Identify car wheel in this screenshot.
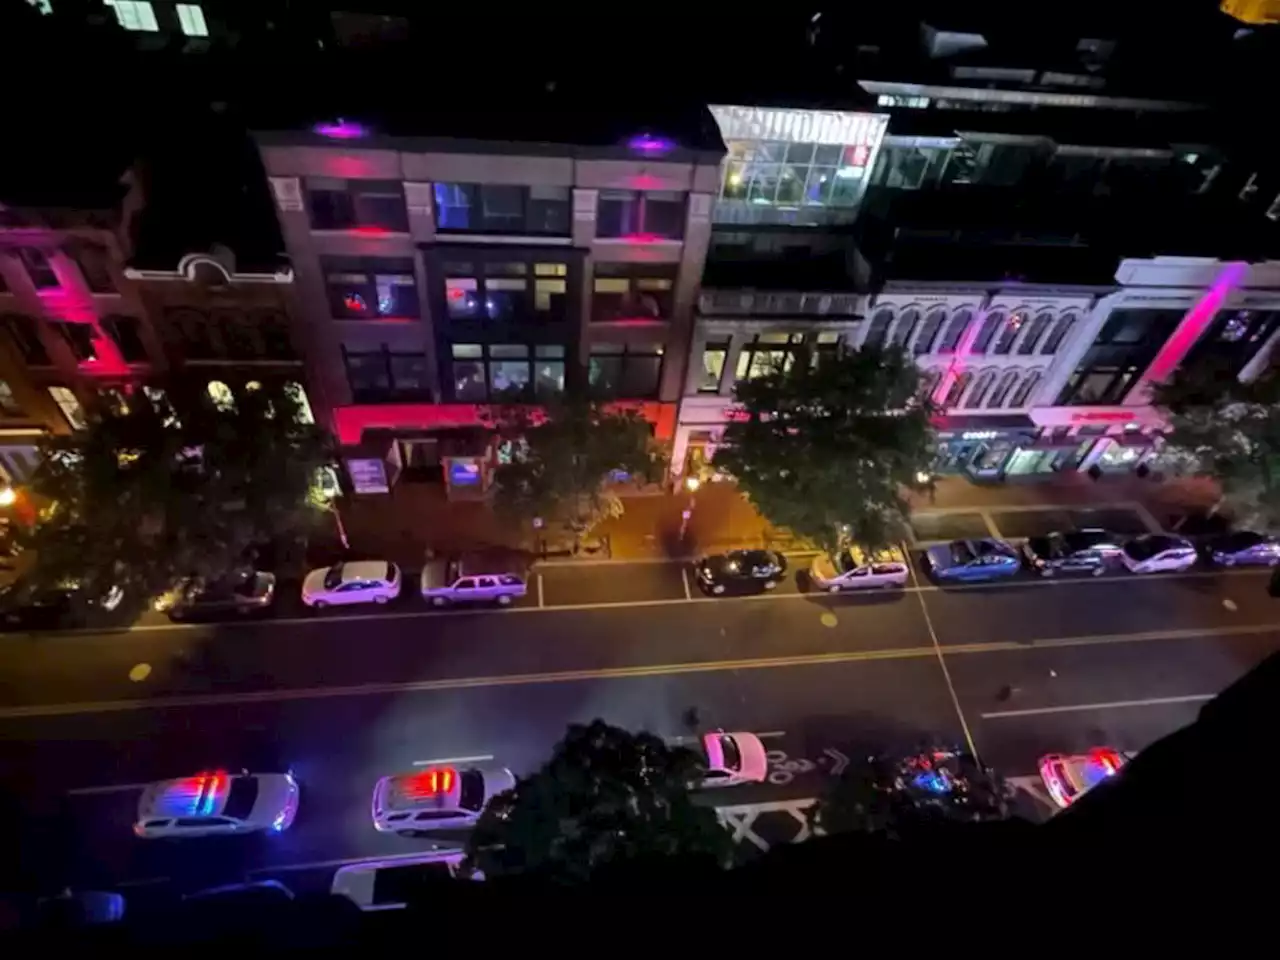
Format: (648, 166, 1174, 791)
(374, 595, 389, 605)
(827, 584, 842, 594)
(1221, 556, 1235, 567)
(497, 594, 513, 606)
(711, 584, 725, 595)
(763, 580, 778, 590)
(431, 596, 448, 607)
(1091, 565, 1105, 577)
(312, 600, 327, 610)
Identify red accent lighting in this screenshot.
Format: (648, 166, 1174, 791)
(403, 767, 456, 799)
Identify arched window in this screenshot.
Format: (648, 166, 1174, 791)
(937, 309, 972, 354)
(207, 380, 235, 412)
(992, 311, 1026, 355)
(970, 311, 1004, 354)
(942, 371, 972, 408)
(987, 369, 1020, 408)
(913, 308, 947, 355)
(889, 308, 920, 349)
(863, 309, 893, 349)
(284, 381, 315, 424)
(1017, 312, 1054, 354)
(1008, 370, 1043, 408)
(963, 370, 997, 408)
(1042, 314, 1078, 354)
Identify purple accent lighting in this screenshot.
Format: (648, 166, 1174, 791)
(314, 119, 369, 140)
(628, 133, 675, 156)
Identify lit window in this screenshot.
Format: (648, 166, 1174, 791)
(106, 1, 159, 32)
(206, 381, 235, 412)
(175, 3, 208, 37)
(27, 0, 53, 14)
(0, 380, 22, 417)
(283, 382, 315, 424)
(48, 386, 86, 430)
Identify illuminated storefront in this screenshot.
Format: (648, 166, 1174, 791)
(707, 105, 889, 226)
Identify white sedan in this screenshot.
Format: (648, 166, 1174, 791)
(301, 560, 401, 608)
(1119, 534, 1197, 574)
(134, 770, 299, 839)
(698, 731, 769, 788)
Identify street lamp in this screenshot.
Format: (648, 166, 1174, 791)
(0, 488, 16, 507)
(678, 475, 701, 542)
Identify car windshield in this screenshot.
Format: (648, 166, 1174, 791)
(950, 542, 977, 565)
(718, 735, 743, 772)
(458, 769, 486, 811)
(222, 777, 260, 820)
(322, 564, 344, 590)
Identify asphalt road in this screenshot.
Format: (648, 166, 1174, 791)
(1, 534, 1277, 900)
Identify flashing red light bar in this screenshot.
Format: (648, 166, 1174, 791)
(401, 767, 456, 800)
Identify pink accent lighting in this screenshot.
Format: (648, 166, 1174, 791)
(627, 133, 675, 156)
(314, 120, 369, 140)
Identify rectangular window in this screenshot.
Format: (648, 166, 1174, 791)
(51, 321, 97, 362)
(442, 260, 569, 323)
(534, 344, 565, 398)
(447, 342, 556, 401)
(256, 311, 297, 360)
(0, 380, 23, 417)
(324, 258, 418, 318)
(451, 343, 487, 401)
(388, 353, 431, 398)
(175, 3, 208, 37)
(18, 248, 58, 289)
(101, 315, 148, 363)
(433, 184, 570, 236)
(588, 343, 663, 398)
(698, 340, 728, 393)
(105, 0, 158, 31)
(592, 264, 677, 322)
(68, 242, 115, 293)
(306, 179, 408, 232)
(735, 333, 804, 382)
(0, 315, 50, 364)
(343, 348, 392, 402)
(48, 386, 86, 429)
(596, 191, 686, 240)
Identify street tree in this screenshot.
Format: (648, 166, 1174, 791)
(811, 747, 1011, 838)
(21, 382, 333, 601)
(466, 719, 733, 884)
(491, 397, 665, 548)
(714, 344, 935, 553)
(1151, 358, 1280, 529)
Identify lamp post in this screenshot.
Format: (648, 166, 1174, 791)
(677, 475, 700, 543)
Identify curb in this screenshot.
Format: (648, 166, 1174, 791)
(534, 549, 824, 569)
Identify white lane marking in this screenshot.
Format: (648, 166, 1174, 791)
(1223, 598, 1238, 611)
(756, 730, 786, 739)
(412, 754, 494, 767)
(7, 566, 1268, 637)
(537, 574, 545, 609)
(904, 540, 980, 762)
(681, 567, 692, 601)
(250, 848, 465, 875)
(980, 693, 1215, 719)
(67, 782, 149, 796)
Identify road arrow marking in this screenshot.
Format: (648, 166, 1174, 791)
(822, 747, 849, 776)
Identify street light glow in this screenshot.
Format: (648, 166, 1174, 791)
(685, 477, 701, 492)
(0, 488, 16, 507)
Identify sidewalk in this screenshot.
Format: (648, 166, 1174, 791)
(326, 474, 1222, 566)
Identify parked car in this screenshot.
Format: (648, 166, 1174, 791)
(133, 769, 299, 839)
(371, 764, 516, 834)
(1021, 529, 1124, 577)
(1038, 747, 1129, 809)
(420, 554, 528, 607)
(697, 731, 769, 788)
(809, 546, 909, 592)
(331, 851, 478, 911)
(301, 560, 401, 608)
(924, 539, 1020, 583)
(1203, 530, 1280, 567)
(167, 571, 276, 620)
(1120, 534, 1197, 574)
(0, 578, 124, 631)
(693, 549, 787, 595)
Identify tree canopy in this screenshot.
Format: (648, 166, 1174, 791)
(1152, 359, 1280, 529)
(491, 398, 665, 544)
(466, 719, 733, 884)
(20, 381, 333, 600)
(812, 747, 1011, 838)
(713, 345, 935, 553)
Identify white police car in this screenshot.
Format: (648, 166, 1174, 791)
(134, 770, 299, 839)
(371, 764, 516, 835)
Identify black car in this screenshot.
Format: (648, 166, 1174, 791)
(1021, 529, 1124, 577)
(168, 571, 277, 621)
(1204, 530, 1280, 567)
(694, 549, 787, 595)
(0, 579, 124, 631)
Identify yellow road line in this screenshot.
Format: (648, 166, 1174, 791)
(2, 621, 1279, 721)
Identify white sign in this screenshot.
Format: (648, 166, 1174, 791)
(961, 430, 1000, 441)
(709, 105, 888, 148)
(346, 457, 389, 494)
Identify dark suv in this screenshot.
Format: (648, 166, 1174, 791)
(1022, 529, 1124, 577)
(694, 549, 787, 596)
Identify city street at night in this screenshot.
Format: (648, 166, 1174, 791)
(1, 541, 1276, 898)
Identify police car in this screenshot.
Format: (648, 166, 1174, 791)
(133, 770, 300, 839)
(698, 731, 769, 788)
(371, 764, 516, 835)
